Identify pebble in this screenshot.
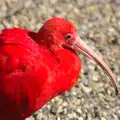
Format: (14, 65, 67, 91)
(101, 117, 106, 120)
(92, 72, 99, 82)
(71, 99, 81, 106)
(78, 117, 84, 120)
(80, 83, 92, 94)
(50, 105, 58, 115)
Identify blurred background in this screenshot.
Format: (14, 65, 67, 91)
(0, 0, 120, 120)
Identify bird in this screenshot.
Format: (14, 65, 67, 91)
(0, 17, 119, 120)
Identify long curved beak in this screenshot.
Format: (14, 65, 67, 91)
(72, 37, 119, 95)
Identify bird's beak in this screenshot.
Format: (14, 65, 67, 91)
(72, 36, 119, 95)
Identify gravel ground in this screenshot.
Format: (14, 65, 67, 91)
(0, 0, 120, 120)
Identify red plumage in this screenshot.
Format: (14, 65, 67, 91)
(0, 17, 118, 120)
(0, 20, 81, 119)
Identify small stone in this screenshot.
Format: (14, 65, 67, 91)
(107, 87, 115, 96)
(62, 101, 68, 107)
(92, 72, 99, 82)
(56, 116, 61, 120)
(98, 93, 106, 99)
(101, 117, 106, 120)
(63, 108, 68, 114)
(72, 112, 77, 118)
(50, 105, 58, 115)
(102, 111, 107, 117)
(78, 117, 84, 120)
(76, 108, 82, 115)
(72, 99, 81, 106)
(80, 83, 92, 94)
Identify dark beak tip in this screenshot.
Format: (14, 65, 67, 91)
(116, 87, 120, 95)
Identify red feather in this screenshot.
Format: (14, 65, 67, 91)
(0, 20, 81, 119)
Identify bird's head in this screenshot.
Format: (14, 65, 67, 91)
(37, 17, 119, 94)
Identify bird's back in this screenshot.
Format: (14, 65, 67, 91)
(0, 28, 81, 120)
(0, 28, 52, 119)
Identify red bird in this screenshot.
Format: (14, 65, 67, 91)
(0, 17, 119, 120)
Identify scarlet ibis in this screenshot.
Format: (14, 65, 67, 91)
(0, 17, 119, 120)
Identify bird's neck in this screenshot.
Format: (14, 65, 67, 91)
(33, 47, 81, 114)
(50, 47, 82, 93)
(34, 47, 81, 112)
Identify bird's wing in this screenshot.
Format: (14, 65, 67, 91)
(0, 28, 49, 117)
(0, 28, 42, 74)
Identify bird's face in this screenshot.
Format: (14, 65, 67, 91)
(38, 17, 119, 94)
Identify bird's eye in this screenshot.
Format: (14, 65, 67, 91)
(65, 34, 72, 40)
